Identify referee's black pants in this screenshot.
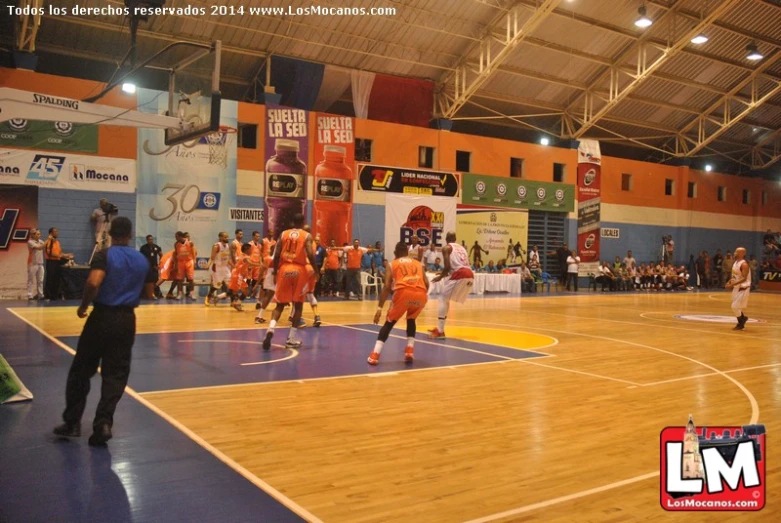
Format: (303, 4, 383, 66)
(63, 305, 135, 430)
(44, 259, 61, 300)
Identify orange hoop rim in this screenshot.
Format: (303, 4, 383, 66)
(218, 125, 238, 134)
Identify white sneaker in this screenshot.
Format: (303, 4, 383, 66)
(285, 339, 302, 348)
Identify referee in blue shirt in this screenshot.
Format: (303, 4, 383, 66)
(53, 217, 148, 446)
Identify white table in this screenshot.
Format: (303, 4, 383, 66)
(426, 273, 521, 295)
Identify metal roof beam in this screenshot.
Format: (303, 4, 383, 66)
(567, 0, 742, 139)
(680, 51, 781, 156)
(16, 0, 43, 53)
(747, 127, 781, 169)
(439, 0, 561, 119)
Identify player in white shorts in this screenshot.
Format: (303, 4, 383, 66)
(205, 232, 231, 306)
(726, 247, 751, 330)
(255, 249, 277, 324)
(429, 232, 474, 339)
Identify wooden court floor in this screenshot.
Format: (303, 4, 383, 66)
(13, 291, 781, 522)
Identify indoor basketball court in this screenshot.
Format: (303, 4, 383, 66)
(1, 1, 780, 522)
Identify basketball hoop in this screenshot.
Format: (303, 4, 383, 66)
(205, 125, 236, 169)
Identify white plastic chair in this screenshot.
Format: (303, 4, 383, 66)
(361, 271, 382, 298)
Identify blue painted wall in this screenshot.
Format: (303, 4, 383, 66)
(352, 203, 385, 245)
(38, 189, 137, 264)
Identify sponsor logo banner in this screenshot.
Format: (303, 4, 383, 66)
(0, 119, 98, 153)
(577, 140, 601, 274)
(358, 164, 460, 197)
(313, 113, 354, 246)
(0, 185, 38, 297)
(0, 148, 135, 193)
(457, 208, 528, 266)
(384, 194, 456, 252)
(460, 173, 573, 213)
(601, 227, 620, 239)
(229, 208, 265, 222)
(661, 415, 765, 512)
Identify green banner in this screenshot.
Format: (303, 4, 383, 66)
(0, 120, 98, 153)
(461, 173, 574, 213)
(0, 354, 22, 403)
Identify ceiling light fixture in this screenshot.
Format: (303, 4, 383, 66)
(635, 5, 653, 28)
(690, 35, 708, 44)
(540, 137, 550, 146)
(121, 82, 136, 94)
(746, 44, 763, 61)
(705, 164, 713, 172)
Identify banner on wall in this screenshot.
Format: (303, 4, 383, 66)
(264, 103, 308, 238)
(461, 173, 574, 213)
(0, 148, 135, 193)
(384, 194, 457, 254)
(0, 119, 98, 153)
(0, 185, 38, 297)
(136, 88, 238, 271)
(457, 208, 528, 267)
(358, 164, 460, 197)
(577, 139, 601, 274)
(313, 113, 354, 245)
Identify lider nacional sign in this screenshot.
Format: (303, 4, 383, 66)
(358, 164, 460, 197)
(461, 173, 574, 213)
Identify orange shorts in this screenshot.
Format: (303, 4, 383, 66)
(228, 274, 248, 293)
(275, 263, 308, 303)
(251, 266, 261, 281)
(387, 288, 428, 322)
(159, 253, 176, 280)
(303, 265, 316, 295)
(175, 260, 194, 281)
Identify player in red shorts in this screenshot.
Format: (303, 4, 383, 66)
(262, 214, 318, 350)
(368, 241, 430, 365)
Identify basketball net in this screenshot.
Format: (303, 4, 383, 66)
(206, 126, 236, 169)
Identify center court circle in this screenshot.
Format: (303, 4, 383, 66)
(673, 314, 766, 324)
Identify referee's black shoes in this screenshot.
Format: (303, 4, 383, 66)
(53, 423, 81, 438)
(88, 424, 113, 447)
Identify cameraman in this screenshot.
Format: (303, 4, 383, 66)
(91, 198, 119, 248)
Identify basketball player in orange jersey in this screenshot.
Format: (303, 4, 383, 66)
(230, 229, 244, 265)
(157, 249, 177, 293)
(429, 232, 475, 339)
(247, 230, 263, 300)
(368, 241, 430, 365)
(726, 247, 751, 330)
(296, 224, 322, 327)
(228, 243, 262, 311)
(262, 229, 277, 257)
(262, 214, 318, 350)
(172, 232, 196, 299)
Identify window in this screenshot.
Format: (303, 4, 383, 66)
(718, 186, 727, 202)
(237, 123, 258, 149)
(743, 189, 751, 205)
(621, 173, 632, 191)
(665, 179, 675, 196)
(510, 157, 525, 178)
(762, 190, 768, 206)
(553, 163, 566, 183)
(418, 146, 435, 168)
(456, 150, 471, 172)
(687, 181, 697, 198)
(355, 138, 373, 162)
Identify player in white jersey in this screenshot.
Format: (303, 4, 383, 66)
(429, 232, 475, 339)
(205, 232, 232, 306)
(725, 247, 751, 330)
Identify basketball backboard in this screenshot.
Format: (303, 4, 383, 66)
(164, 40, 222, 146)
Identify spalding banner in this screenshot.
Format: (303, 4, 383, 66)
(384, 194, 457, 253)
(577, 139, 601, 275)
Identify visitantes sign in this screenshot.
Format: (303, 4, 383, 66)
(0, 148, 135, 193)
(0, 119, 98, 153)
(358, 164, 459, 197)
(461, 173, 574, 213)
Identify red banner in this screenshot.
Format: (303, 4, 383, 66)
(577, 140, 601, 274)
(312, 113, 354, 246)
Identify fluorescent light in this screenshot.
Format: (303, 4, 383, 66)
(540, 137, 550, 146)
(705, 164, 713, 172)
(746, 44, 763, 61)
(635, 6, 652, 28)
(690, 35, 708, 44)
(121, 82, 136, 94)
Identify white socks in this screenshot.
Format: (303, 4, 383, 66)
(373, 340, 384, 354)
(407, 337, 415, 348)
(438, 299, 449, 332)
(268, 319, 277, 333)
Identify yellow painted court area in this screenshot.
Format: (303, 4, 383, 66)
(14, 291, 779, 522)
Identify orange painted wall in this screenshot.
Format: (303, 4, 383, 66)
(0, 67, 137, 159)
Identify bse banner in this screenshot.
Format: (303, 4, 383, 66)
(660, 415, 765, 512)
(265, 103, 308, 239)
(0, 185, 38, 298)
(0, 148, 135, 193)
(384, 194, 457, 253)
(136, 88, 237, 274)
(0, 119, 98, 153)
(457, 208, 528, 266)
(461, 173, 573, 213)
(358, 164, 459, 197)
(313, 113, 354, 246)
(577, 139, 601, 274)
